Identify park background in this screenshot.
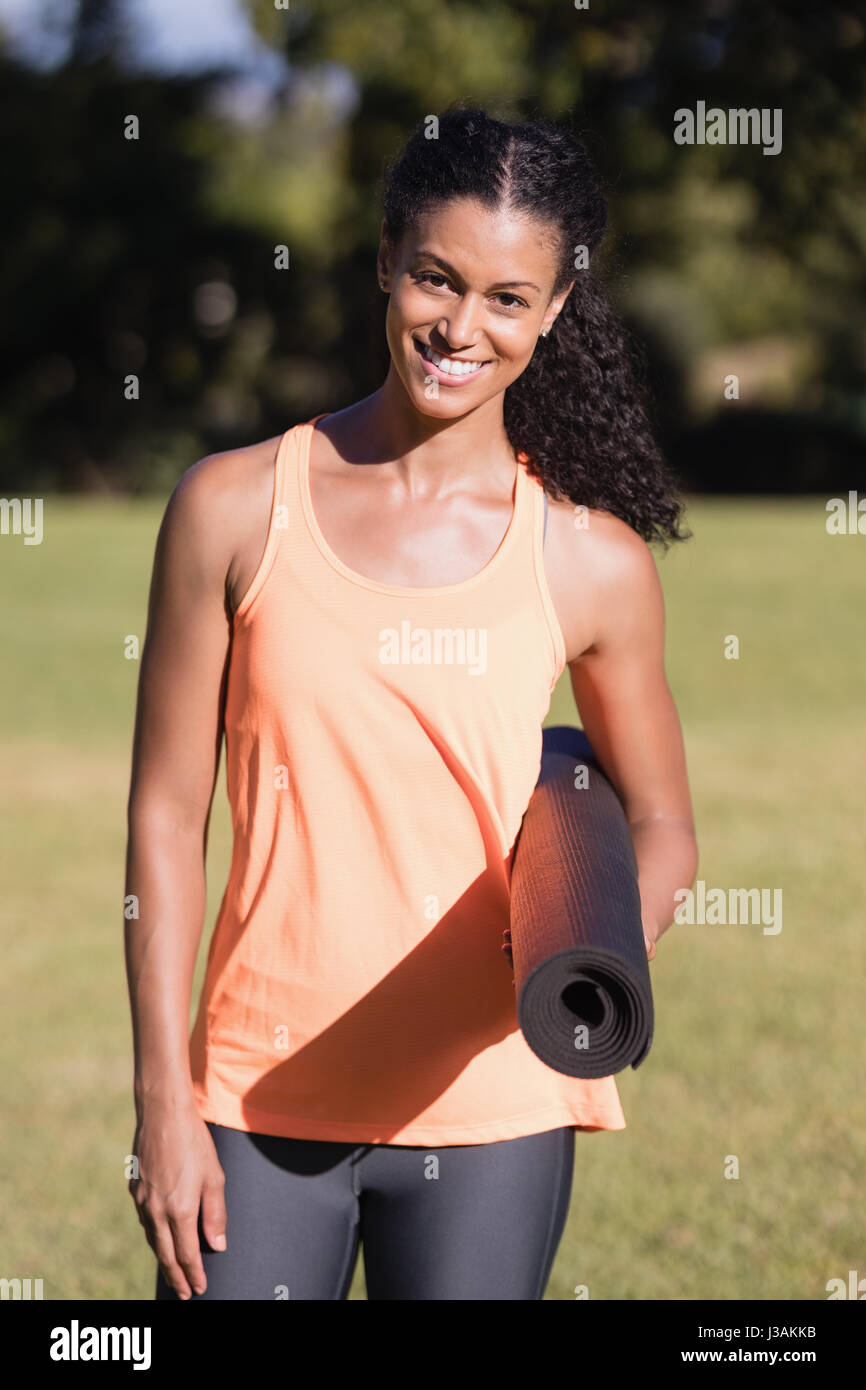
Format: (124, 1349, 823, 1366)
(1, 0, 864, 1300)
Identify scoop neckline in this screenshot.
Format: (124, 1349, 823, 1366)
(300, 414, 529, 597)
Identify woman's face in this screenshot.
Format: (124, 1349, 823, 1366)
(378, 197, 572, 417)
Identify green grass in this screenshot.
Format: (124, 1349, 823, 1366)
(1, 495, 863, 1300)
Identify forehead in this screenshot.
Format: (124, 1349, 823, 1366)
(400, 197, 561, 284)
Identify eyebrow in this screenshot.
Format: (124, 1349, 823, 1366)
(410, 250, 541, 294)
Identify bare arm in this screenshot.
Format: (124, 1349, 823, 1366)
(125, 463, 232, 1107)
(124, 455, 243, 1297)
(550, 509, 699, 957)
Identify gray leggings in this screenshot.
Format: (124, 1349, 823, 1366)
(155, 1120, 575, 1300)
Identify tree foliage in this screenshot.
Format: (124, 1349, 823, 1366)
(1, 0, 864, 490)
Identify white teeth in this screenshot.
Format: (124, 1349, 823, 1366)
(419, 342, 485, 376)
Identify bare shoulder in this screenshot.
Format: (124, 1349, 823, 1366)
(543, 493, 662, 661)
(158, 435, 282, 608)
(169, 435, 280, 533)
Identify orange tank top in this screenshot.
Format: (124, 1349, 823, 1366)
(189, 415, 626, 1144)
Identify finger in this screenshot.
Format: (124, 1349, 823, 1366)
(151, 1216, 193, 1300)
(200, 1176, 227, 1253)
(167, 1209, 207, 1296)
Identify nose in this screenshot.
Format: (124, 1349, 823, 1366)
(435, 292, 484, 352)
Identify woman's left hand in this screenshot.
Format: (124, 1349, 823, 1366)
(644, 931, 657, 961)
(502, 929, 513, 968)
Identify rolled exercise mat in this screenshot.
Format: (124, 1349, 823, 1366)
(508, 724, 653, 1078)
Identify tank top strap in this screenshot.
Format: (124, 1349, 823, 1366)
(233, 419, 320, 622)
(279, 413, 330, 507)
(515, 448, 548, 557)
(518, 452, 567, 688)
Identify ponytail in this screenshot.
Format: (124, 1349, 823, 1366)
(504, 269, 690, 546)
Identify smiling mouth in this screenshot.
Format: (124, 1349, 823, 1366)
(413, 338, 491, 378)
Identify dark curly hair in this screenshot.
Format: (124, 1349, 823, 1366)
(380, 106, 690, 548)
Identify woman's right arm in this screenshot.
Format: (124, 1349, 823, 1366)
(124, 457, 239, 1300)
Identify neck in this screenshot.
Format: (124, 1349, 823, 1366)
(325, 367, 517, 494)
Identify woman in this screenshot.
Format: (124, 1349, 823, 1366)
(125, 106, 698, 1301)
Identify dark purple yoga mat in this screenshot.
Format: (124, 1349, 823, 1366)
(508, 724, 654, 1079)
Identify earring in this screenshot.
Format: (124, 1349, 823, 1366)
(539, 328, 549, 338)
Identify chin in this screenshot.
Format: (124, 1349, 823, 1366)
(412, 389, 485, 417)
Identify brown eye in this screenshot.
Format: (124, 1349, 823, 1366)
(414, 271, 450, 289)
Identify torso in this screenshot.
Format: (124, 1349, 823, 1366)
(188, 413, 630, 1145)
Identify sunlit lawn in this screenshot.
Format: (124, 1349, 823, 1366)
(1, 494, 863, 1299)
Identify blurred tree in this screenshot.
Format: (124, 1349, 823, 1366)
(0, 0, 352, 489)
(248, 0, 866, 481)
(0, 0, 864, 490)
